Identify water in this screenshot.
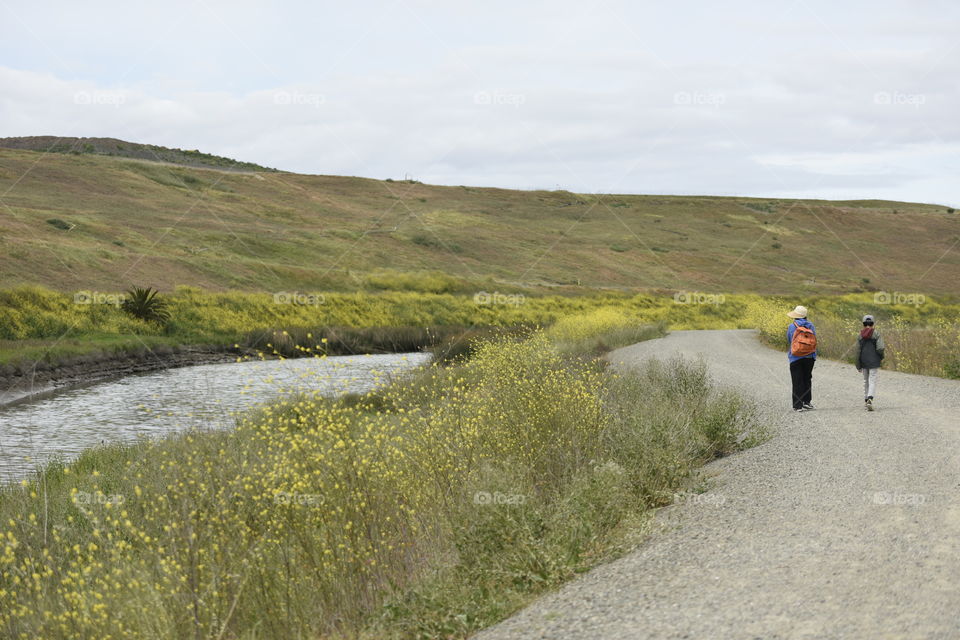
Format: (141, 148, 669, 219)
(0, 352, 431, 482)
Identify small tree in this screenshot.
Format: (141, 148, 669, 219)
(121, 286, 171, 324)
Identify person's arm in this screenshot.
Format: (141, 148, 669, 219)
(876, 332, 885, 360)
(855, 336, 863, 370)
(786, 323, 795, 354)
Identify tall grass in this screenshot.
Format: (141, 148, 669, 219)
(547, 307, 666, 355)
(744, 296, 960, 378)
(0, 327, 764, 639)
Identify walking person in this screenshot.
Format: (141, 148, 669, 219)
(786, 305, 817, 412)
(856, 314, 885, 411)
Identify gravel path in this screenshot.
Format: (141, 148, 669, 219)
(475, 330, 960, 640)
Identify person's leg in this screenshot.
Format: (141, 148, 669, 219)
(802, 358, 815, 405)
(790, 360, 803, 409)
(862, 368, 871, 399)
(867, 368, 878, 399)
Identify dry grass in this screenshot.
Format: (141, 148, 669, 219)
(1, 148, 958, 295)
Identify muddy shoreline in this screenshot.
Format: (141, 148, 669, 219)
(0, 346, 239, 408)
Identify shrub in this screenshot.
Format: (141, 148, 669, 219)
(45, 218, 72, 230)
(121, 287, 171, 325)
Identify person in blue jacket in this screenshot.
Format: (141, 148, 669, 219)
(786, 305, 817, 412)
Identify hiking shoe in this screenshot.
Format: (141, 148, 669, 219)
(802, 403, 815, 410)
(866, 397, 874, 412)
(794, 407, 807, 413)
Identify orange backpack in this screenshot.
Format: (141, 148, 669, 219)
(791, 321, 817, 357)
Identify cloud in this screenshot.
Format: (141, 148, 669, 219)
(0, 0, 957, 206)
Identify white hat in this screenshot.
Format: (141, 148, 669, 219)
(786, 305, 808, 319)
(862, 314, 875, 323)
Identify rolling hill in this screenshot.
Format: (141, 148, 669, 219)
(0, 142, 958, 296)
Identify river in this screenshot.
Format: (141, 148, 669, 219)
(0, 352, 431, 482)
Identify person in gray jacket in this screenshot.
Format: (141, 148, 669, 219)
(856, 314, 885, 411)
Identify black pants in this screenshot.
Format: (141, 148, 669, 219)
(790, 358, 815, 409)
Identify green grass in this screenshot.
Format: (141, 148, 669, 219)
(0, 334, 191, 370)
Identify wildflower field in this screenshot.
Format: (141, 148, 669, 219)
(0, 317, 764, 639)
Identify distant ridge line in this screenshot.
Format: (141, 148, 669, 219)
(0, 136, 278, 173)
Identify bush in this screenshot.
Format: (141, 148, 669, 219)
(45, 218, 72, 230)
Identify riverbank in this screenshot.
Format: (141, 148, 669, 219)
(0, 344, 238, 407)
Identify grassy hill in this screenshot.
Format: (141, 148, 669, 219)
(0, 144, 958, 295)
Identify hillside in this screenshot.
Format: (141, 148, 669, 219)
(0, 137, 276, 173)
(0, 145, 958, 295)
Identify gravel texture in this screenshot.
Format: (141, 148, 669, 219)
(475, 330, 960, 640)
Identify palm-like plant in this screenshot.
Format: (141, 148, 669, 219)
(121, 286, 171, 324)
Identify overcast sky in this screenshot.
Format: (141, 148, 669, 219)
(1, 0, 957, 205)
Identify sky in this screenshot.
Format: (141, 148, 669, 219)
(1, 0, 958, 205)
